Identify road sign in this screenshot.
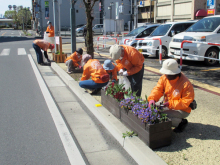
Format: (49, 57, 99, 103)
(116, 2, 119, 19)
(207, 0, 215, 9)
(99, 2, 101, 12)
(207, 9, 215, 14)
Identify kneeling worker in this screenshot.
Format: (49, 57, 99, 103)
(103, 59, 118, 83)
(79, 54, 109, 95)
(148, 59, 195, 133)
(64, 48, 83, 73)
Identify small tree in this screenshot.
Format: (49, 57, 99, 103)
(82, 0, 98, 58)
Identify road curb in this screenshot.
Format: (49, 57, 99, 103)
(51, 62, 167, 165)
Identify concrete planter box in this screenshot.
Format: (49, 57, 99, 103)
(101, 89, 121, 119)
(121, 108, 172, 149)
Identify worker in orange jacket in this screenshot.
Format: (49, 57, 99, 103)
(79, 54, 109, 95)
(109, 44, 145, 96)
(32, 39, 54, 66)
(64, 48, 83, 73)
(148, 59, 195, 133)
(103, 59, 118, 83)
(45, 21, 54, 37)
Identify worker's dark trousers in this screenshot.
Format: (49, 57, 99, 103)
(127, 63, 144, 97)
(32, 43, 43, 64)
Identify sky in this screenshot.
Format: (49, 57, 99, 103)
(0, 0, 32, 18)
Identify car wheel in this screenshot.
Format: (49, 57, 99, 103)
(156, 46, 167, 58)
(204, 48, 219, 66)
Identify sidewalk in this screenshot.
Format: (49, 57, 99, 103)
(46, 42, 220, 165)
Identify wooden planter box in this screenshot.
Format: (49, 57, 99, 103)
(101, 89, 121, 119)
(52, 53, 67, 63)
(121, 108, 172, 149)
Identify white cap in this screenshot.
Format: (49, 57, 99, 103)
(109, 44, 122, 60)
(160, 59, 181, 75)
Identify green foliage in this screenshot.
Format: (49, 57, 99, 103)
(122, 131, 138, 139)
(4, 10, 14, 19)
(55, 50, 65, 55)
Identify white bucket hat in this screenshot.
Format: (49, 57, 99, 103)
(109, 44, 122, 60)
(160, 59, 181, 75)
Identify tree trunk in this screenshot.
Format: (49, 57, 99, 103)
(86, 11, 94, 58)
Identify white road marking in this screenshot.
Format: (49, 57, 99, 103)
(18, 48, 26, 55)
(28, 54, 86, 165)
(0, 49, 10, 56)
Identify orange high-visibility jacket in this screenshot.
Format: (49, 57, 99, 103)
(102, 63, 118, 81)
(64, 52, 82, 67)
(33, 39, 50, 51)
(81, 59, 109, 83)
(117, 45, 144, 76)
(115, 59, 123, 71)
(148, 73, 194, 113)
(46, 25, 54, 37)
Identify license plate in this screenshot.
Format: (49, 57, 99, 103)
(174, 50, 180, 55)
(138, 49, 143, 52)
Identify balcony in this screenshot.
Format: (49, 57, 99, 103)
(138, 12, 154, 19)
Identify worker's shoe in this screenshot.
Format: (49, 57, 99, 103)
(173, 119, 188, 133)
(39, 62, 51, 66)
(91, 88, 102, 95)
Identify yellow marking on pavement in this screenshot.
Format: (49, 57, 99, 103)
(201, 68, 220, 71)
(1, 32, 6, 36)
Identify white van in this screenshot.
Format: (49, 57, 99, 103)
(135, 21, 196, 57)
(168, 16, 220, 66)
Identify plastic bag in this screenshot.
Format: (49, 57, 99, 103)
(43, 32, 55, 45)
(119, 75, 131, 90)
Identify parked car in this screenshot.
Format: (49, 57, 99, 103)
(135, 20, 197, 57)
(120, 24, 160, 47)
(76, 24, 85, 29)
(168, 16, 220, 66)
(93, 24, 103, 34)
(76, 25, 86, 36)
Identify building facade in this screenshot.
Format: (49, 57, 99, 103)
(154, 0, 220, 23)
(137, 0, 155, 23)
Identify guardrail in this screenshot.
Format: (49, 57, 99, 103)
(97, 37, 118, 50)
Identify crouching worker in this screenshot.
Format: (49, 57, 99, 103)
(103, 59, 118, 83)
(64, 48, 83, 74)
(79, 54, 109, 95)
(148, 59, 195, 133)
(33, 39, 54, 66)
(109, 44, 145, 96)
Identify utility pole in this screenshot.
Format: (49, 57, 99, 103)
(71, 0, 77, 53)
(53, 0, 59, 51)
(134, 0, 137, 29)
(150, 0, 152, 23)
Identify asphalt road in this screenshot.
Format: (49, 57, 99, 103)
(0, 29, 71, 164)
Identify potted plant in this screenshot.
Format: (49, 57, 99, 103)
(101, 82, 127, 119)
(120, 95, 172, 149)
(52, 50, 67, 63)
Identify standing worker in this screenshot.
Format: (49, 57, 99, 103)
(148, 59, 195, 133)
(109, 44, 145, 96)
(32, 39, 54, 66)
(64, 48, 83, 74)
(45, 21, 54, 37)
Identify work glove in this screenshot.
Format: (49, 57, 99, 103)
(149, 100, 155, 108)
(119, 69, 124, 75)
(163, 102, 169, 107)
(78, 65, 82, 69)
(123, 71, 128, 76)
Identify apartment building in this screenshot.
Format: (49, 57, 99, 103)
(154, 0, 220, 23)
(137, 0, 155, 23)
